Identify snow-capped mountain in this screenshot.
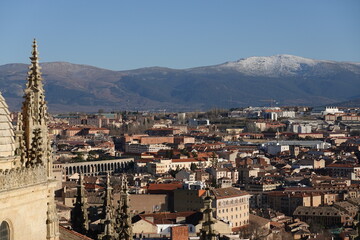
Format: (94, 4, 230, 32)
(216, 54, 360, 77)
(0, 55, 360, 112)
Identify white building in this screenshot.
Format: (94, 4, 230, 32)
(292, 124, 312, 133)
(188, 119, 210, 126)
(267, 144, 290, 155)
(125, 143, 171, 153)
(321, 107, 344, 116)
(279, 111, 296, 118)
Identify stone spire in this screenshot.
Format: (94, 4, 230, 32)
(98, 174, 116, 240)
(115, 174, 133, 240)
(102, 174, 114, 219)
(199, 187, 218, 240)
(71, 174, 89, 235)
(21, 39, 51, 174)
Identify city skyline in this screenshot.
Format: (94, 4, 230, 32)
(0, 0, 359, 71)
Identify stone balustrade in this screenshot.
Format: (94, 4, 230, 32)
(0, 164, 47, 191)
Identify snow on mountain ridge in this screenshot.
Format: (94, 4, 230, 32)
(219, 54, 322, 76)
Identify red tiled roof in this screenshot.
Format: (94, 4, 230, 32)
(59, 226, 93, 240)
(172, 158, 203, 163)
(147, 183, 183, 192)
(327, 163, 360, 168)
(139, 211, 197, 225)
(211, 187, 249, 199)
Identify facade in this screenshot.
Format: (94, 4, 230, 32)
(125, 142, 171, 154)
(147, 158, 208, 175)
(212, 188, 251, 231)
(326, 164, 360, 181)
(173, 187, 251, 231)
(293, 206, 348, 227)
(266, 192, 322, 216)
(0, 40, 59, 240)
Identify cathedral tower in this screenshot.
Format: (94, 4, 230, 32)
(0, 40, 59, 240)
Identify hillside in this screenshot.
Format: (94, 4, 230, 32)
(0, 55, 359, 112)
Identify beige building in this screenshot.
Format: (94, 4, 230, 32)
(173, 187, 251, 231)
(132, 211, 232, 236)
(147, 158, 209, 175)
(0, 40, 59, 240)
(212, 187, 251, 231)
(266, 192, 322, 216)
(128, 194, 168, 214)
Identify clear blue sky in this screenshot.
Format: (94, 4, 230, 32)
(0, 0, 359, 70)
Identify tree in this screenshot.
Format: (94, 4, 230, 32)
(168, 165, 182, 177)
(190, 163, 198, 171)
(72, 153, 86, 162)
(238, 222, 270, 240)
(245, 122, 260, 133)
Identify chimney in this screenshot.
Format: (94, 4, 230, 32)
(171, 225, 188, 240)
(176, 217, 186, 223)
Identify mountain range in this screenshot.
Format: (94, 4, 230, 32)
(0, 54, 359, 112)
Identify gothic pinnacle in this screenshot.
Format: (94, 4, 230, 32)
(71, 173, 89, 235)
(199, 186, 218, 240)
(116, 174, 133, 240)
(31, 39, 38, 60)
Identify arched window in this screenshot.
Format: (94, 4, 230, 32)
(0, 221, 10, 240)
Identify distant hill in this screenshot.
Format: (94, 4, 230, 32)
(329, 97, 360, 108)
(0, 55, 359, 112)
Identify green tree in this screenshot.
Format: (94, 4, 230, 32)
(190, 163, 198, 171)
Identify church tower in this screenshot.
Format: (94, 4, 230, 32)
(0, 40, 59, 240)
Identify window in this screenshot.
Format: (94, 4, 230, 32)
(0, 221, 10, 240)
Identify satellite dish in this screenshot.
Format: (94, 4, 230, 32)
(154, 205, 160, 211)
